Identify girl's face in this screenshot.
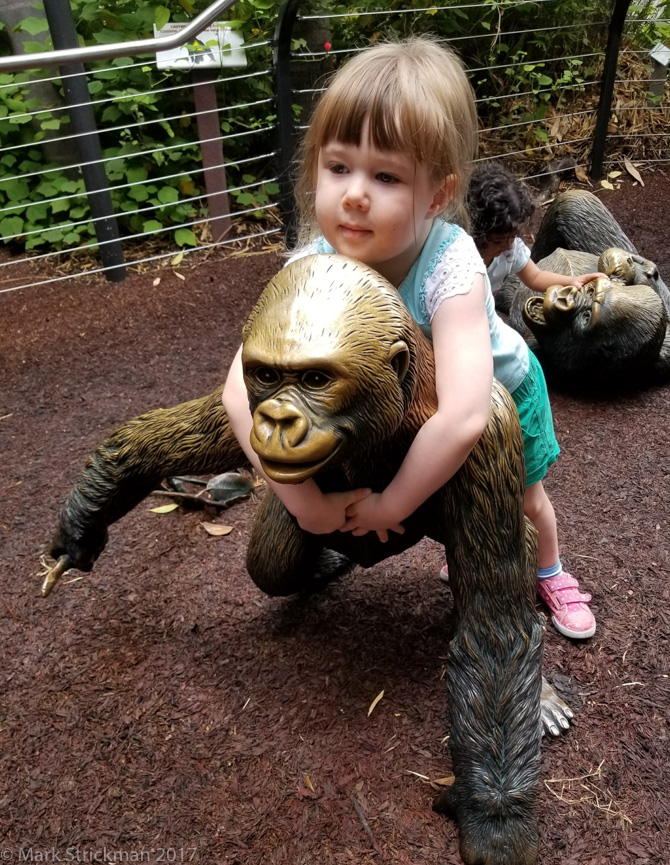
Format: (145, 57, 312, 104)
(478, 234, 517, 266)
(314, 123, 451, 287)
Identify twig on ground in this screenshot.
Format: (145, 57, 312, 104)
(350, 795, 384, 860)
(544, 760, 632, 825)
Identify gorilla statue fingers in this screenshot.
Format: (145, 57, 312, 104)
(47, 254, 550, 865)
(496, 190, 670, 391)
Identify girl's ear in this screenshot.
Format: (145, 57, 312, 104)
(427, 174, 457, 218)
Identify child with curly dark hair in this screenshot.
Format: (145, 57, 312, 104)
(467, 161, 604, 296)
(452, 159, 599, 638)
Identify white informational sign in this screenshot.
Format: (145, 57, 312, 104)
(154, 23, 247, 70)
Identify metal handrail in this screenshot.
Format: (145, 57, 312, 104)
(0, 0, 239, 72)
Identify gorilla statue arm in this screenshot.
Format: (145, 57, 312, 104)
(47, 254, 560, 865)
(48, 387, 245, 577)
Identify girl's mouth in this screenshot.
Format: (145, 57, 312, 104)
(340, 225, 371, 237)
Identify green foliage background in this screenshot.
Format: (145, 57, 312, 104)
(0, 0, 667, 252)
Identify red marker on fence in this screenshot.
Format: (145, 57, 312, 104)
(324, 42, 331, 52)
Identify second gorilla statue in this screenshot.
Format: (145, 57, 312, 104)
(48, 254, 552, 865)
(496, 190, 670, 390)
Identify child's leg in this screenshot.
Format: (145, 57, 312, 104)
(523, 480, 559, 568)
(524, 480, 596, 639)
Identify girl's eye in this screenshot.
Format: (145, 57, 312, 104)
(377, 173, 398, 184)
(329, 163, 347, 175)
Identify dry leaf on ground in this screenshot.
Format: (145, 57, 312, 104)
(200, 522, 233, 536)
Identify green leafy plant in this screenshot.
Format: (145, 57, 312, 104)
(0, 0, 279, 252)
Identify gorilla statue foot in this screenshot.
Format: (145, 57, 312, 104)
(541, 676, 574, 737)
(433, 784, 538, 865)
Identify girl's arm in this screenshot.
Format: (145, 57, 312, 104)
(518, 259, 606, 292)
(342, 273, 493, 541)
(222, 346, 371, 535)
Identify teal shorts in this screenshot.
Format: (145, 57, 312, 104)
(510, 350, 560, 487)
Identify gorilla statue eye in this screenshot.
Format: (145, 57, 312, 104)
(253, 367, 280, 386)
(579, 309, 592, 327)
(302, 370, 332, 390)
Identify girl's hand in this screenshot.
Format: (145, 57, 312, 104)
(294, 487, 372, 535)
(341, 493, 405, 543)
(573, 272, 607, 288)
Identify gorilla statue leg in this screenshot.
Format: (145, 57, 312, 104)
(432, 383, 544, 865)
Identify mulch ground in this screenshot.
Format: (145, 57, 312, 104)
(1, 173, 669, 865)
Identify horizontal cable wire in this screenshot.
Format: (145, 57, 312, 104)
(476, 80, 601, 104)
(2, 68, 273, 124)
(608, 105, 670, 112)
(602, 157, 670, 163)
(0, 226, 283, 295)
(480, 136, 592, 159)
(483, 108, 597, 134)
(605, 132, 670, 138)
(295, 51, 604, 87)
(0, 173, 279, 236)
(298, 0, 565, 20)
(0, 168, 279, 244)
(0, 40, 274, 90)
(0, 199, 279, 267)
(0, 97, 275, 158)
(0, 109, 275, 190)
(296, 77, 601, 112)
(0, 127, 276, 216)
(292, 20, 608, 56)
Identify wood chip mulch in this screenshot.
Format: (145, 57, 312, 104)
(1, 174, 669, 865)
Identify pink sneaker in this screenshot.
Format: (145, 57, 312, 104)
(537, 572, 596, 639)
(439, 565, 449, 584)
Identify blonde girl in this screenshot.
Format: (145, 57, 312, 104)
(223, 36, 595, 639)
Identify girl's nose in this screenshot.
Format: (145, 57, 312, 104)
(343, 175, 369, 209)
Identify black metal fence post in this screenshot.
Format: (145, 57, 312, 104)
(590, 0, 633, 180)
(44, 0, 126, 281)
(273, 0, 301, 246)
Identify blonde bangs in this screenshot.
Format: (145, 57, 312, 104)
(294, 37, 479, 245)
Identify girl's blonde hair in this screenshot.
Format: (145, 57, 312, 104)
(294, 36, 479, 246)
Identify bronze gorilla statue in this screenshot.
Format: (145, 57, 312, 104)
(496, 190, 670, 390)
(47, 254, 562, 865)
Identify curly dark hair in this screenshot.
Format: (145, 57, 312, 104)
(466, 161, 535, 249)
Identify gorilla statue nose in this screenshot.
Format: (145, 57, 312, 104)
(547, 284, 577, 313)
(254, 399, 309, 449)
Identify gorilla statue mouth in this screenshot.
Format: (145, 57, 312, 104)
(259, 443, 343, 484)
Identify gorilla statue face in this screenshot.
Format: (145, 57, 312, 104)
(522, 276, 668, 386)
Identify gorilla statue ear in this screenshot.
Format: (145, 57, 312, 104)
(388, 341, 410, 383)
(523, 296, 548, 335)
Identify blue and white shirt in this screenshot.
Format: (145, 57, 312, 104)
(289, 219, 530, 395)
(487, 236, 532, 296)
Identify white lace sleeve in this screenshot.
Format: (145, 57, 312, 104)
(424, 232, 487, 321)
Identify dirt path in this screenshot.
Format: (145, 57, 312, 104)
(1, 175, 669, 864)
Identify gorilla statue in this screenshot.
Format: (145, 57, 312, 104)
(496, 190, 670, 390)
(45, 254, 576, 865)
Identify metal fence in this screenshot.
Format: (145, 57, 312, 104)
(0, 0, 668, 294)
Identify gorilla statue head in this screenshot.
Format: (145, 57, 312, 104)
(522, 266, 670, 390)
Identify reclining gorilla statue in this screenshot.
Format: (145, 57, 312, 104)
(496, 190, 670, 390)
(46, 254, 569, 865)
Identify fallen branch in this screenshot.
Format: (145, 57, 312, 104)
(350, 796, 384, 860)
